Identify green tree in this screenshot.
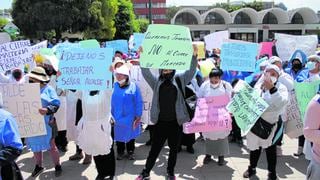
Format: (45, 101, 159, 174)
(0, 18, 9, 28)
(114, 0, 139, 40)
(210, 1, 263, 12)
(245, 0, 263, 11)
(12, 0, 91, 39)
(166, 6, 181, 21)
(85, 0, 118, 40)
(136, 18, 149, 33)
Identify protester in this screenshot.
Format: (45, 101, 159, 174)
(269, 56, 294, 156)
(294, 55, 320, 157)
(284, 58, 305, 80)
(198, 68, 232, 166)
(243, 65, 288, 180)
(25, 66, 62, 177)
(178, 77, 200, 154)
(136, 45, 197, 180)
(0, 69, 26, 84)
(304, 92, 320, 180)
(0, 93, 24, 180)
(112, 65, 143, 160)
(66, 90, 85, 161)
(77, 90, 115, 180)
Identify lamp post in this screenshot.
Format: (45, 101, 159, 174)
(148, 0, 152, 24)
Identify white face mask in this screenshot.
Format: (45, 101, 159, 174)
(210, 83, 220, 89)
(306, 61, 316, 70)
(118, 79, 126, 85)
(270, 76, 277, 84)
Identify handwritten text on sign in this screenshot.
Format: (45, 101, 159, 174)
(0, 83, 46, 138)
(295, 80, 320, 120)
(227, 82, 269, 135)
(140, 24, 193, 70)
(0, 40, 33, 72)
(283, 91, 303, 138)
(57, 48, 113, 90)
(183, 95, 231, 134)
(220, 42, 258, 72)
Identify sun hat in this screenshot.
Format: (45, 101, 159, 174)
(28, 66, 50, 82)
(115, 64, 130, 76)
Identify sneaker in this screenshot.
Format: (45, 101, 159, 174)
(186, 146, 195, 154)
(203, 155, 212, 164)
(69, 153, 84, 161)
(267, 172, 277, 180)
(55, 165, 62, 177)
(128, 153, 135, 160)
(218, 156, 226, 166)
(117, 153, 125, 160)
(136, 171, 150, 180)
(243, 166, 256, 178)
(31, 165, 44, 177)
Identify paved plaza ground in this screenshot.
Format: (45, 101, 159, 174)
(18, 131, 309, 180)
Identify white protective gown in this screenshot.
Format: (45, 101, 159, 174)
(77, 91, 113, 156)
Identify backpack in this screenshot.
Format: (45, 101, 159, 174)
(175, 77, 197, 120)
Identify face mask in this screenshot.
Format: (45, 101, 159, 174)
(162, 73, 174, 80)
(118, 79, 126, 85)
(210, 83, 220, 89)
(292, 63, 302, 70)
(270, 76, 277, 84)
(306, 62, 316, 70)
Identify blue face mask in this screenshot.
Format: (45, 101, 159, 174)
(306, 61, 316, 70)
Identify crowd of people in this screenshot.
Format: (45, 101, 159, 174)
(0, 36, 320, 180)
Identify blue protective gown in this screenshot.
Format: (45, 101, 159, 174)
(112, 82, 143, 143)
(25, 85, 60, 152)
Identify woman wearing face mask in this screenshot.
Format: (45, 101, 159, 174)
(76, 90, 114, 180)
(243, 65, 288, 180)
(111, 65, 143, 160)
(197, 68, 233, 166)
(284, 58, 304, 80)
(25, 67, 62, 177)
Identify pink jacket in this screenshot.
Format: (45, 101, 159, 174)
(304, 94, 320, 163)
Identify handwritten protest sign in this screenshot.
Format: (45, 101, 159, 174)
(220, 41, 258, 72)
(80, 39, 100, 48)
(105, 40, 128, 54)
(0, 40, 33, 72)
(259, 42, 273, 58)
(31, 40, 48, 53)
(130, 65, 154, 124)
(227, 81, 269, 135)
(133, 33, 145, 51)
(183, 95, 231, 134)
(193, 41, 205, 59)
(0, 83, 46, 137)
(275, 33, 317, 62)
(283, 91, 303, 138)
(295, 81, 320, 120)
(204, 30, 229, 50)
(57, 48, 113, 90)
(199, 59, 215, 77)
(140, 24, 193, 70)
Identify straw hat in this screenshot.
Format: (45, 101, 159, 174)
(28, 66, 50, 82)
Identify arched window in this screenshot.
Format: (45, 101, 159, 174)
(234, 12, 252, 24)
(204, 12, 225, 24)
(175, 13, 198, 25)
(263, 12, 278, 24)
(291, 13, 304, 24)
